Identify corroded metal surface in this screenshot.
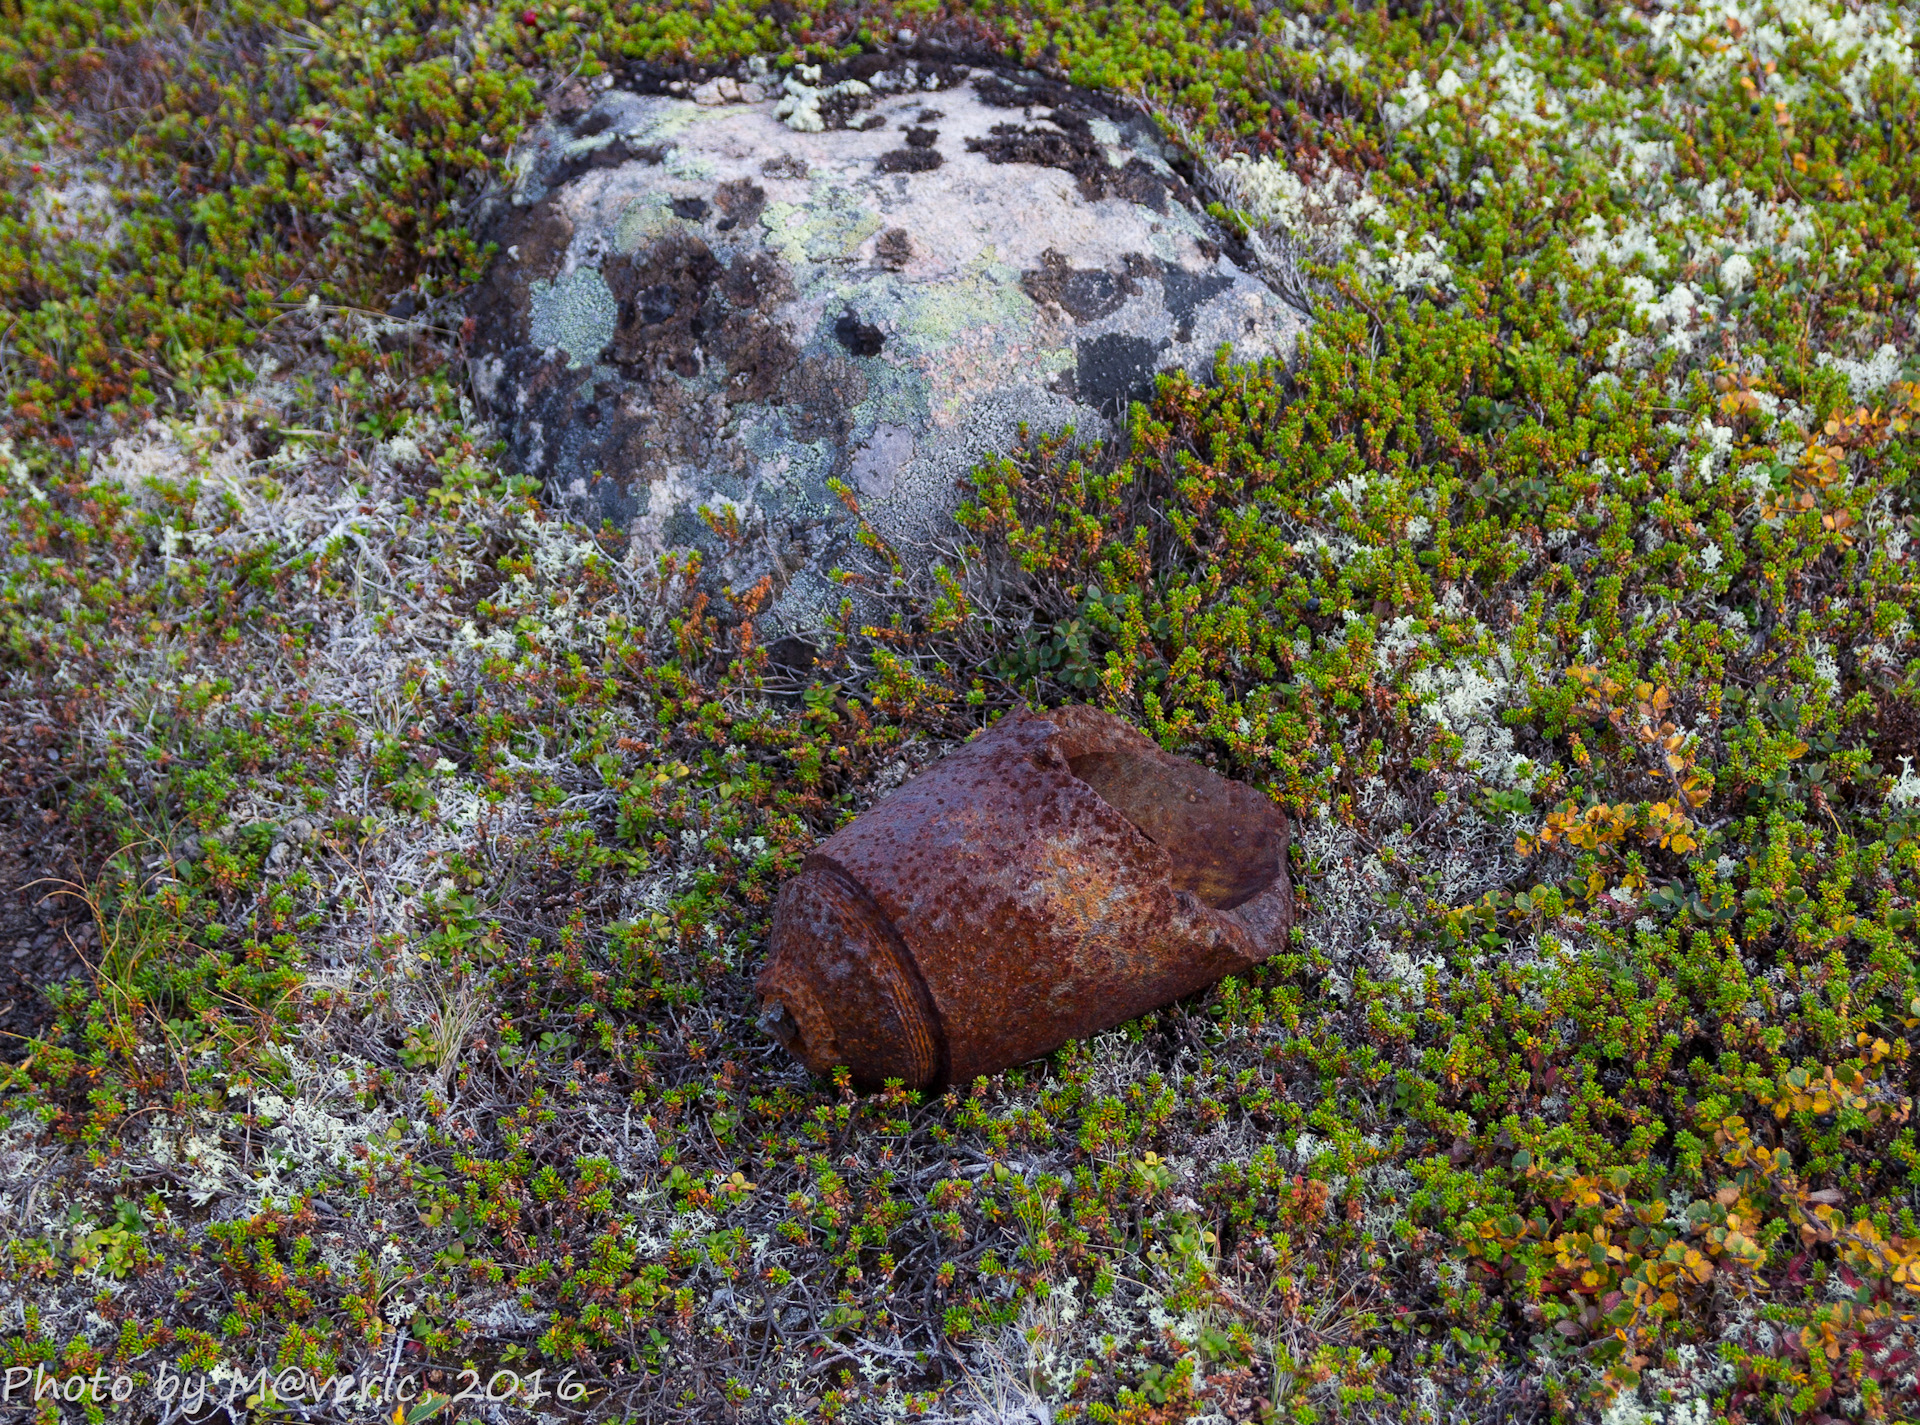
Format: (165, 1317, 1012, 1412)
(755, 705, 1293, 1090)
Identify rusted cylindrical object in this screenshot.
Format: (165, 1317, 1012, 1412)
(755, 705, 1292, 1090)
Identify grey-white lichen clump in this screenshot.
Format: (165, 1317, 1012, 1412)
(771, 62, 871, 132)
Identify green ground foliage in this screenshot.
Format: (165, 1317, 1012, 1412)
(4, 0, 1920, 1420)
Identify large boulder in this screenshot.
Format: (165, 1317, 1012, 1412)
(468, 59, 1307, 626)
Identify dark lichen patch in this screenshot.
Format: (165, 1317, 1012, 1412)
(714, 178, 767, 231)
(968, 68, 1160, 135)
(874, 227, 914, 271)
(969, 70, 1073, 112)
(1020, 248, 1137, 323)
(834, 311, 886, 358)
(670, 195, 711, 222)
(579, 470, 643, 530)
(478, 346, 591, 478)
(1074, 331, 1163, 413)
(547, 136, 667, 187)
(467, 199, 574, 357)
(573, 373, 729, 490)
(597, 238, 797, 404)
(602, 233, 723, 380)
(903, 125, 939, 148)
(1160, 265, 1233, 341)
(711, 311, 800, 405)
(876, 146, 943, 173)
(720, 251, 794, 313)
(780, 353, 868, 444)
(1103, 157, 1178, 212)
(965, 119, 1177, 213)
(957, 70, 1195, 212)
(809, 81, 883, 130)
(965, 121, 1088, 173)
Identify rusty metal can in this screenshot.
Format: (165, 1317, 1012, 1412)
(754, 705, 1292, 1090)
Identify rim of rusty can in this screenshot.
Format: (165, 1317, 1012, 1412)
(755, 704, 1291, 1091)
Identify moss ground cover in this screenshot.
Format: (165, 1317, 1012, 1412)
(5, 0, 1920, 1420)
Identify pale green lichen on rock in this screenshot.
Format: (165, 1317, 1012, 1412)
(757, 188, 882, 266)
(611, 192, 683, 254)
(893, 255, 1036, 347)
(525, 266, 620, 369)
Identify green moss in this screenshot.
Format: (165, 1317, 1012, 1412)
(4, 0, 1920, 1420)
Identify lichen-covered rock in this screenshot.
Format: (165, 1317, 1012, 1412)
(468, 61, 1308, 627)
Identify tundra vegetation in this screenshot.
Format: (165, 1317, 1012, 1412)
(2, 0, 1919, 1421)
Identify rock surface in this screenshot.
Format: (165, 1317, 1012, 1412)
(469, 61, 1308, 627)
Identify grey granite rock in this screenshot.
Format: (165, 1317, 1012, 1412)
(468, 62, 1308, 628)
